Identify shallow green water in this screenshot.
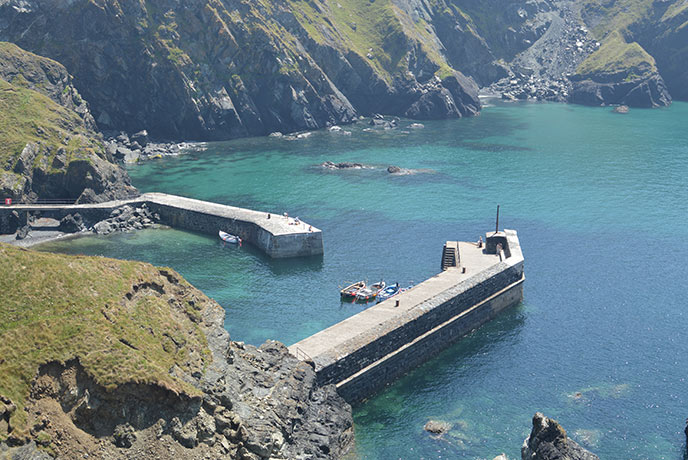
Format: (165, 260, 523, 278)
(40, 101, 688, 459)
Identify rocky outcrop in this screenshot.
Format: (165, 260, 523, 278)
(0, 0, 684, 133)
(522, 412, 599, 460)
(0, 43, 137, 203)
(0, 42, 95, 129)
(0, 245, 353, 459)
(90, 204, 159, 235)
(573, 0, 687, 107)
(569, 73, 670, 108)
(569, 30, 671, 108)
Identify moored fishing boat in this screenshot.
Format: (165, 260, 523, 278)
(340, 281, 366, 300)
(377, 283, 400, 302)
(355, 281, 386, 302)
(219, 230, 241, 244)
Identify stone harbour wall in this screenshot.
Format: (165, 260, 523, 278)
(337, 274, 523, 403)
(0, 193, 323, 258)
(291, 230, 524, 404)
(316, 260, 524, 387)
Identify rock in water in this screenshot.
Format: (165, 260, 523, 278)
(321, 161, 365, 170)
(424, 420, 451, 436)
(613, 105, 629, 114)
(522, 413, 599, 460)
(387, 165, 402, 174)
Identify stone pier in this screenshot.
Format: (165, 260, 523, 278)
(0, 193, 323, 258)
(289, 230, 524, 403)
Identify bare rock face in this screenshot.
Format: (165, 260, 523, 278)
(522, 413, 599, 460)
(569, 73, 671, 108)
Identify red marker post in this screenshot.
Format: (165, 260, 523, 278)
(4, 198, 11, 206)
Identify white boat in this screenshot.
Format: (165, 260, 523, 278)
(219, 230, 241, 244)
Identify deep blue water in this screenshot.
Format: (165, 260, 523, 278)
(40, 101, 688, 459)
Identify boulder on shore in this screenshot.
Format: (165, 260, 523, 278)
(58, 213, 84, 233)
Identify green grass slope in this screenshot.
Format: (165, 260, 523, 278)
(0, 244, 215, 441)
(0, 78, 101, 175)
(576, 30, 657, 79)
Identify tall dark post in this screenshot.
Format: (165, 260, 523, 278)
(495, 205, 500, 234)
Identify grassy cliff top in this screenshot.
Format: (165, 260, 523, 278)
(581, 0, 655, 37)
(576, 30, 656, 79)
(0, 78, 101, 175)
(285, 0, 409, 81)
(0, 244, 215, 440)
(0, 42, 69, 93)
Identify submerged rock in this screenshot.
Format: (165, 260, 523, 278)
(522, 413, 599, 460)
(424, 420, 451, 436)
(321, 161, 366, 170)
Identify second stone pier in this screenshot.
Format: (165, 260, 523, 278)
(0, 193, 323, 258)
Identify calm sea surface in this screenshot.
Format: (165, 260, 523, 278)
(40, 101, 688, 459)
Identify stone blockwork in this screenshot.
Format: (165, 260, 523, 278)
(144, 194, 323, 258)
(0, 193, 323, 258)
(290, 230, 524, 403)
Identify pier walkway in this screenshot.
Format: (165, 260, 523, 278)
(289, 230, 524, 403)
(1, 193, 323, 258)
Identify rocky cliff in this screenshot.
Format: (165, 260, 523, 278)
(0, 0, 684, 145)
(522, 413, 599, 460)
(569, 0, 685, 107)
(0, 243, 353, 459)
(0, 0, 559, 140)
(0, 43, 137, 203)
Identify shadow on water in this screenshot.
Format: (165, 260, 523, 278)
(243, 245, 325, 276)
(459, 141, 533, 153)
(355, 303, 527, 409)
(348, 304, 527, 457)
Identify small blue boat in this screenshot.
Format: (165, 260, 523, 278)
(377, 283, 400, 302)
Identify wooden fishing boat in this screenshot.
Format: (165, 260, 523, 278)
(219, 230, 241, 244)
(356, 281, 386, 302)
(340, 281, 365, 299)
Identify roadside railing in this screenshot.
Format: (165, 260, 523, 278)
(4, 198, 78, 206)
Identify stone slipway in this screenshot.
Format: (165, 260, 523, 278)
(1, 193, 323, 258)
(289, 230, 524, 403)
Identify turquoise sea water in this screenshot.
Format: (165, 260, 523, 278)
(40, 101, 688, 459)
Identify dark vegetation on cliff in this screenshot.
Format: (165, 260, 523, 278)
(0, 243, 352, 459)
(0, 42, 136, 203)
